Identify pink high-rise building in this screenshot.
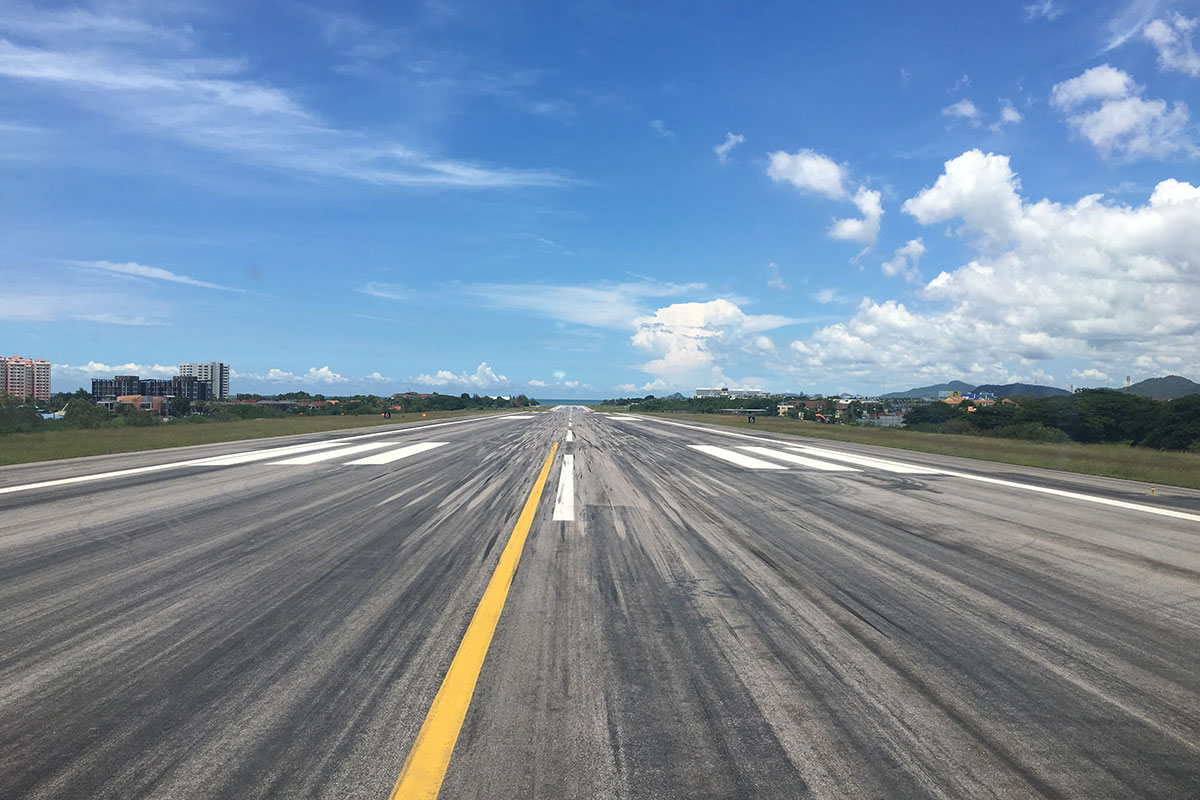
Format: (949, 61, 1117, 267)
(1, 356, 51, 401)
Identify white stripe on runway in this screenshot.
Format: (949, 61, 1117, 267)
(566, 430, 575, 443)
(787, 445, 941, 474)
(738, 446, 860, 471)
(270, 441, 397, 465)
(553, 454, 575, 521)
(344, 441, 448, 465)
(194, 440, 349, 466)
(690, 445, 787, 470)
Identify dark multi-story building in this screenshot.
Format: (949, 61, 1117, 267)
(91, 374, 213, 406)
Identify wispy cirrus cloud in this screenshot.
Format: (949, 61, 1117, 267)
(71, 259, 241, 291)
(0, 7, 570, 189)
(465, 279, 705, 329)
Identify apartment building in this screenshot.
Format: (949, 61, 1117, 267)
(1, 355, 51, 401)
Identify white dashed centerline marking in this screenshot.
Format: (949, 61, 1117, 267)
(690, 445, 787, 470)
(566, 430, 575, 443)
(553, 454, 575, 521)
(345, 441, 449, 465)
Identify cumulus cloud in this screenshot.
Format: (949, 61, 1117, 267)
(53, 361, 176, 382)
(1050, 65, 1197, 161)
(766, 148, 846, 198)
(787, 150, 1200, 388)
(942, 99, 982, 123)
(829, 186, 883, 245)
(414, 362, 508, 388)
(1144, 14, 1200, 76)
(631, 298, 797, 387)
(528, 378, 548, 387)
(881, 238, 927, 283)
(995, 99, 1024, 128)
(713, 132, 745, 163)
(236, 366, 350, 384)
(649, 119, 674, 138)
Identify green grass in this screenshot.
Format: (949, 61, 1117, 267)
(616, 411, 1200, 490)
(0, 410, 513, 467)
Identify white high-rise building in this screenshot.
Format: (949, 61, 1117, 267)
(179, 362, 230, 399)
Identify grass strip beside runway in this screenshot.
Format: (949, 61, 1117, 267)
(0, 410, 511, 466)
(630, 412, 1200, 490)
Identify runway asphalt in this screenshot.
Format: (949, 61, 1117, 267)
(2, 408, 1199, 799)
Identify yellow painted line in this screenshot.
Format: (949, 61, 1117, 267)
(389, 442, 559, 800)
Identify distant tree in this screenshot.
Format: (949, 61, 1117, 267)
(168, 397, 191, 417)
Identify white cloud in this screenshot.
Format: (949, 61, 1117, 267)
(881, 238, 927, 283)
(631, 298, 798, 387)
(766, 262, 788, 290)
(1072, 368, 1111, 383)
(952, 73, 971, 92)
(553, 370, 566, 380)
(1023, 1, 1064, 22)
(357, 282, 408, 300)
(72, 259, 240, 291)
(528, 378, 548, 387)
(829, 186, 883, 245)
(942, 98, 982, 123)
(414, 362, 508, 388)
(1144, 14, 1200, 76)
(0, 11, 567, 188)
(236, 366, 350, 384)
(713, 132, 745, 163)
(812, 288, 851, 305)
(766, 148, 847, 198)
(365, 371, 393, 382)
(1050, 65, 1135, 108)
(467, 279, 702, 329)
(649, 119, 674, 138)
(1050, 65, 1197, 161)
(53, 361, 177, 383)
(996, 99, 1024, 127)
(788, 150, 1200, 389)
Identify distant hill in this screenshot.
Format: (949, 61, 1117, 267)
(1119, 375, 1200, 399)
(879, 380, 974, 399)
(666, 392, 686, 399)
(974, 382, 1070, 398)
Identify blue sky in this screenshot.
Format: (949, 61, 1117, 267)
(3, 0, 1199, 398)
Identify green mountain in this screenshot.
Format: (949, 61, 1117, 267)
(974, 382, 1070, 398)
(879, 380, 975, 399)
(1119, 375, 1200, 399)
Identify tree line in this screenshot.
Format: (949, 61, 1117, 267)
(903, 389, 1200, 451)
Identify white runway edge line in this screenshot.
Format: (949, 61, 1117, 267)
(0, 413, 526, 497)
(738, 446, 860, 472)
(553, 454, 575, 521)
(630, 415, 1200, 525)
(690, 445, 787, 470)
(344, 441, 448, 466)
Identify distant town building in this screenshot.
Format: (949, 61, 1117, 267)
(1, 355, 51, 401)
(179, 362, 230, 399)
(695, 387, 771, 399)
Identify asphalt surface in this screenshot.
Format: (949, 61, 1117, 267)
(2, 409, 1199, 799)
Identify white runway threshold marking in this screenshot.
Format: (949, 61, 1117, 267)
(553, 454, 575, 521)
(344, 441, 447, 465)
(738, 446, 860, 471)
(270, 441, 398, 465)
(690, 445, 787, 470)
(786, 444, 941, 474)
(627, 415, 1200, 524)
